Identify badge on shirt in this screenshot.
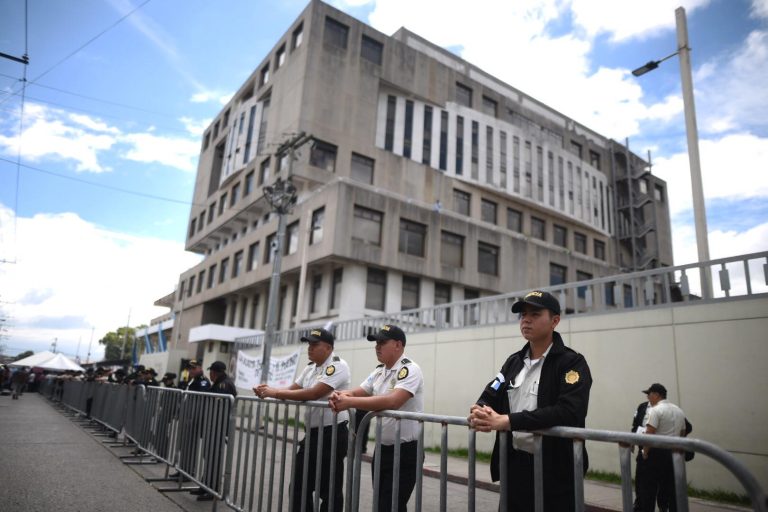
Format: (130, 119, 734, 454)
(565, 370, 580, 385)
(325, 365, 336, 376)
(397, 367, 409, 380)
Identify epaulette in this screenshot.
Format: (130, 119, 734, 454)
(307, 361, 314, 366)
(333, 356, 340, 362)
(401, 358, 411, 364)
(376, 363, 384, 368)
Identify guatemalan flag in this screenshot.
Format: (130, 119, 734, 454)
(144, 329, 153, 354)
(157, 321, 167, 352)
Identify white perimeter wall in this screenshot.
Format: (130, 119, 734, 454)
(258, 296, 768, 494)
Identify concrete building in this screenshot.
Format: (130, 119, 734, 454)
(171, 0, 672, 357)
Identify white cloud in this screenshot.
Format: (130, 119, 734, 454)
(653, 132, 768, 216)
(121, 132, 199, 172)
(190, 90, 233, 105)
(179, 116, 212, 137)
(0, 204, 201, 360)
(752, 0, 768, 19)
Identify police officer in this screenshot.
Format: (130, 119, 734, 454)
(161, 372, 177, 388)
(469, 290, 592, 512)
(184, 360, 211, 391)
(329, 324, 423, 512)
(256, 328, 350, 512)
(143, 368, 160, 387)
(208, 361, 237, 397)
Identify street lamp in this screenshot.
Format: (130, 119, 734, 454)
(631, 6, 712, 299)
(259, 132, 312, 384)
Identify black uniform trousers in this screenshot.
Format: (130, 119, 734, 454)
(371, 440, 418, 512)
(503, 448, 575, 512)
(292, 422, 348, 512)
(637, 449, 677, 512)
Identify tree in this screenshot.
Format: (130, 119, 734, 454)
(13, 350, 34, 361)
(98, 325, 145, 361)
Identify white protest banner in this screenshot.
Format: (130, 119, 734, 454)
(235, 349, 301, 390)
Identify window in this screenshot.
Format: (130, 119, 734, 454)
(574, 232, 587, 254)
(256, 98, 270, 155)
(275, 44, 286, 69)
(230, 182, 240, 206)
(422, 106, 433, 165)
(310, 207, 325, 245)
(196, 270, 205, 293)
(589, 150, 601, 170)
(219, 193, 227, 215)
(233, 250, 243, 278)
(189, 218, 197, 239)
(208, 264, 217, 288)
(456, 82, 472, 107)
(259, 64, 269, 87)
(550, 263, 566, 286)
(324, 16, 349, 49)
(441, 231, 464, 267)
(605, 282, 616, 306)
(187, 275, 195, 297)
(244, 171, 254, 196)
(259, 158, 270, 185)
(285, 221, 299, 255)
(594, 240, 606, 261)
(352, 205, 383, 246)
(482, 96, 497, 117)
(654, 184, 664, 202)
(291, 22, 303, 50)
(351, 153, 374, 184)
(399, 219, 426, 257)
(478, 242, 499, 276)
(576, 270, 593, 299)
(471, 121, 479, 171)
(310, 274, 322, 313)
(624, 284, 634, 307)
(453, 189, 470, 216)
(507, 208, 522, 232)
(401, 276, 420, 310)
(434, 282, 452, 322)
(500, 131, 507, 188)
(384, 95, 396, 151)
(570, 140, 583, 159)
(481, 199, 497, 224)
(219, 258, 229, 283)
(365, 268, 386, 311)
(455, 115, 464, 174)
(360, 35, 383, 64)
(554, 225, 567, 248)
(524, 141, 532, 198)
(531, 216, 546, 240)
(513, 136, 520, 193)
(309, 140, 337, 172)
(264, 233, 276, 264)
(247, 242, 259, 271)
(208, 203, 216, 224)
(329, 268, 343, 310)
(243, 105, 256, 162)
(203, 131, 210, 151)
(198, 212, 204, 233)
(403, 100, 414, 158)
(639, 179, 648, 195)
(439, 110, 448, 170)
(486, 126, 494, 184)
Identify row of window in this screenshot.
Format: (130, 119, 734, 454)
(363, 268, 462, 312)
(452, 189, 606, 260)
(379, 93, 612, 232)
(324, 15, 384, 65)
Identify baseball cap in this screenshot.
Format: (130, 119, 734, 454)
(162, 372, 176, 380)
(207, 361, 226, 372)
(511, 290, 561, 315)
(187, 359, 201, 368)
(366, 324, 406, 345)
(300, 328, 335, 346)
(642, 383, 667, 397)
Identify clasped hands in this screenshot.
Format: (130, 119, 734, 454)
(468, 404, 510, 432)
(328, 390, 354, 412)
(253, 384, 275, 398)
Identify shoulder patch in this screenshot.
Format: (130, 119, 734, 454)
(401, 358, 411, 364)
(333, 356, 340, 362)
(565, 370, 580, 385)
(397, 367, 409, 380)
(325, 365, 336, 376)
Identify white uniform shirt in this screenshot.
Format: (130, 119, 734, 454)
(646, 399, 686, 437)
(360, 356, 424, 445)
(507, 343, 552, 453)
(295, 353, 351, 428)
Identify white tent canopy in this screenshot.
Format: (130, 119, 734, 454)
(35, 353, 84, 372)
(8, 350, 57, 368)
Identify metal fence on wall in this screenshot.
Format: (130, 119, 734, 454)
(42, 381, 768, 512)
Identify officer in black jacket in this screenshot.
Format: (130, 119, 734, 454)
(469, 290, 592, 512)
(184, 360, 211, 391)
(207, 361, 237, 397)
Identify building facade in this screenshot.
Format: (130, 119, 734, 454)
(171, 0, 672, 355)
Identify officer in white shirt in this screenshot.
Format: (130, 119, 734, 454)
(255, 328, 350, 512)
(637, 383, 687, 512)
(329, 324, 424, 512)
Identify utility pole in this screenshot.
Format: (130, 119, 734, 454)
(51, 337, 57, 353)
(86, 327, 94, 364)
(120, 309, 131, 360)
(260, 132, 312, 384)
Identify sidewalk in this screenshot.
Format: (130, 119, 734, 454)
(419, 448, 752, 512)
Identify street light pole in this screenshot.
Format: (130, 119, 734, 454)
(632, 7, 712, 299)
(259, 132, 312, 384)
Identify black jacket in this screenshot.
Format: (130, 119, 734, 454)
(186, 374, 211, 392)
(210, 374, 237, 397)
(476, 331, 592, 484)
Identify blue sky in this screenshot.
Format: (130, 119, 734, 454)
(1, 0, 766, 359)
